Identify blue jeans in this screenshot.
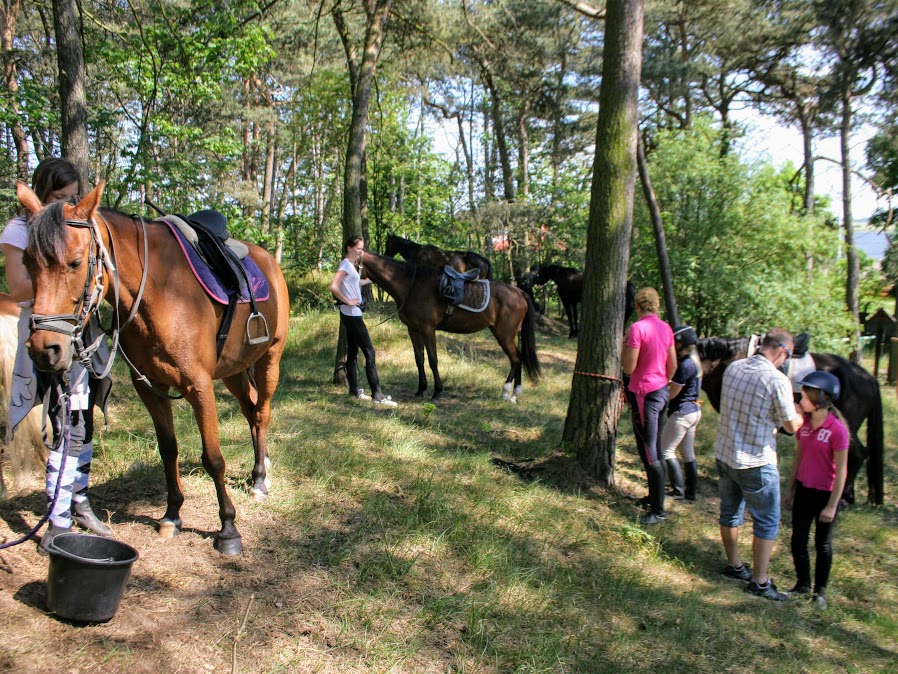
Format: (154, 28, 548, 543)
(717, 460, 781, 540)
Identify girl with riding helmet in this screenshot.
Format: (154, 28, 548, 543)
(784, 370, 849, 608)
(660, 325, 702, 502)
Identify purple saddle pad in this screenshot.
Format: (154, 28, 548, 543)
(162, 220, 270, 305)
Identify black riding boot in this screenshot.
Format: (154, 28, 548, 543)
(665, 459, 685, 499)
(640, 462, 667, 524)
(684, 461, 699, 501)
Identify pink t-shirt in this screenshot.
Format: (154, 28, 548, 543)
(796, 413, 849, 492)
(626, 314, 673, 396)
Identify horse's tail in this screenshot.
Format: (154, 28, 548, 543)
(0, 313, 46, 495)
(866, 379, 884, 505)
(520, 293, 541, 382)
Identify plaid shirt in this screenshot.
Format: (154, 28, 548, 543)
(715, 354, 797, 469)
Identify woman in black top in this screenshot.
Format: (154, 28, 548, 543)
(660, 326, 703, 501)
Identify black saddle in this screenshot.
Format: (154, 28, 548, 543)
(188, 209, 230, 241)
(177, 209, 269, 356)
(792, 332, 810, 359)
(439, 265, 481, 306)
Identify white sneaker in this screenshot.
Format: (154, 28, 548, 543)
(356, 389, 372, 400)
(374, 395, 398, 408)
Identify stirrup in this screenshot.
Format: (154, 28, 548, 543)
(246, 311, 270, 345)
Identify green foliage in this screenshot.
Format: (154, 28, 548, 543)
(631, 119, 869, 348)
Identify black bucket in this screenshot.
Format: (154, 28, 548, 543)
(46, 532, 139, 622)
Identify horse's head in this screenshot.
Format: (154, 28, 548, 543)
(18, 181, 106, 373)
(532, 265, 549, 286)
(384, 234, 399, 258)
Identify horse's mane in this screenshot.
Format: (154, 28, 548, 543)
(26, 201, 69, 267)
(370, 253, 441, 280)
(695, 336, 751, 362)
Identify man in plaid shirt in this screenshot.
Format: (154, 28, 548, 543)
(715, 328, 803, 600)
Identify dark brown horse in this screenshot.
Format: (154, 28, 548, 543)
(362, 252, 539, 402)
(384, 234, 492, 280)
(697, 336, 884, 505)
(532, 264, 636, 337)
(18, 182, 290, 554)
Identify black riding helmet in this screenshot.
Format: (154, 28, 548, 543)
(673, 325, 698, 347)
(798, 370, 840, 403)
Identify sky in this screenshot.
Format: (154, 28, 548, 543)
(429, 109, 886, 224)
(732, 110, 883, 223)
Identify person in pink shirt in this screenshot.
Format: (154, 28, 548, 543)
(784, 370, 849, 609)
(622, 287, 676, 525)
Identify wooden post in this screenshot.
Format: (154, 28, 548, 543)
(890, 337, 898, 387)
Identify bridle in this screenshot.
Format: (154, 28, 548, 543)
(29, 211, 151, 383)
(29, 216, 115, 376)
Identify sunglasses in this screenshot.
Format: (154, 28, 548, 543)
(779, 343, 792, 360)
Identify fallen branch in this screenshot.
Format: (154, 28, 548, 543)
(231, 593, 255, 674)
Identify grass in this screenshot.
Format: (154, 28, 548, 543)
(48, 304, 898, 672)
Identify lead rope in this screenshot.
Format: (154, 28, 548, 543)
(0, 380, 73, 550)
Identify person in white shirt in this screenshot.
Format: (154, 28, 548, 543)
(329, 236, 396, 407)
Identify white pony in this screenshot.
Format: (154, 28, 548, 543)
(0, 292, 45, 496)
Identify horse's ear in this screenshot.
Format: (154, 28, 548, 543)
(17, 182, 43, 215)
(72, 181, 105, 220)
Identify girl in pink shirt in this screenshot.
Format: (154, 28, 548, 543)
(622, 287, 676, 525)
(784, 370, 849, 608)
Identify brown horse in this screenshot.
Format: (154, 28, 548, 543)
(362, 252, 539, 402)
(384, 234, 493, 280)
(18, 182, 290, 554)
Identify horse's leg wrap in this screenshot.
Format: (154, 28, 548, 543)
(502, 381, 517, 404)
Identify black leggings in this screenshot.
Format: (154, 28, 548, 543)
(628, 386, 669, 467)
(341, 313, 382, 397)
(791, 480, 838, 591)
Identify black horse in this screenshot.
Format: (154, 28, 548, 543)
(384, 234, 492, 279)
(531, 264, 636, 337)
(697, 337, 884, 505)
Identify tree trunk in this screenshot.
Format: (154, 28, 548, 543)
(52, 0, 88, 183)
(261, 116, 276, 236)
(636, 138, 679, 326)
(481, 65, 515, 202)
(1, 0, 30, 180)
(332, 0, 392, 385)
(841, 91, 860, 362)
(564, 0, 645, 484)
(517, 102, 530, 199)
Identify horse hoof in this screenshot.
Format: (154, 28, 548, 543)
(215, 535, 244, 556)
(158, 519, 181, 539)
(251, 487, 269, 502)
(415, 391, 425, 398)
